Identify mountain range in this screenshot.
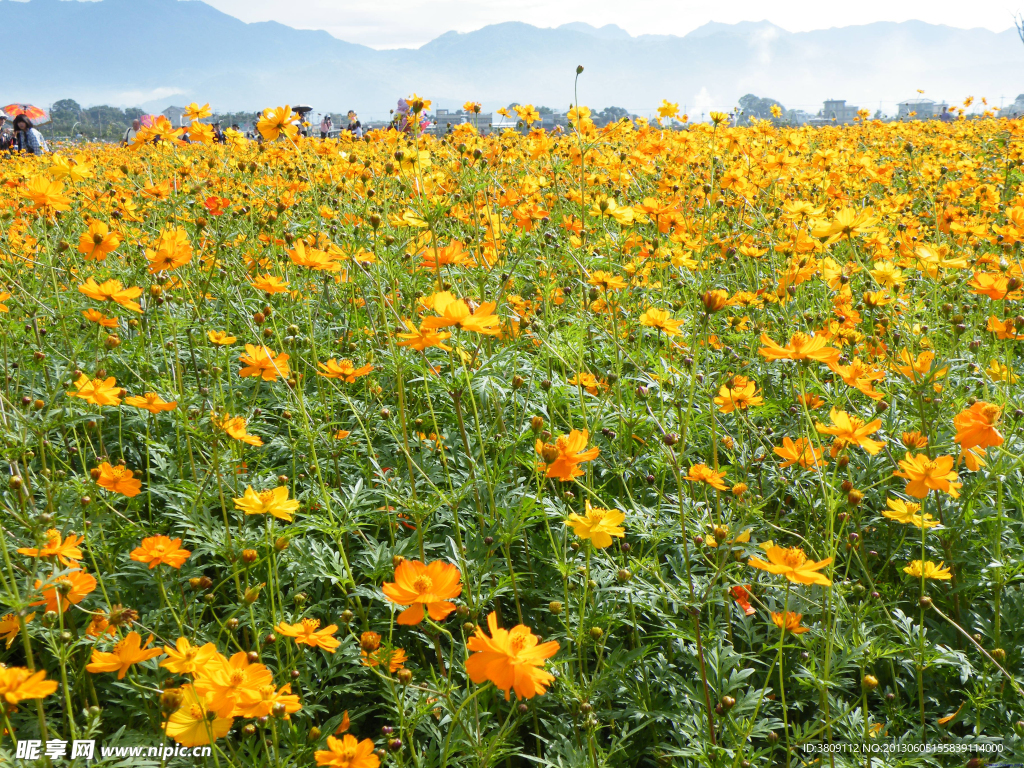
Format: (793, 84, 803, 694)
(2, 0, 1022, 118)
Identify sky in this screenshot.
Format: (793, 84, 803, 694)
(194, 0, 1020, 48)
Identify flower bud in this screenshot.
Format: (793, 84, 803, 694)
(160, 687, 184, 714)
(549, 601, 563, 615)
(243, 583, 264, 604)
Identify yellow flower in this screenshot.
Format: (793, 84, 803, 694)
(883, 498, 938, 529)
(903, 560, 952, 580)
(257, 105, 299, 141)
(67, 375, 122, 407)
(208, 330, 237, 346)
(684, 464, 728, 491)
(233, 486, 300, 522)
(748, 545, 832, 586)
(771, 611, 809, 634)
(566, 501, 626, 548)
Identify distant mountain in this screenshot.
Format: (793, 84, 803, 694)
(2, 0, 1021, 118)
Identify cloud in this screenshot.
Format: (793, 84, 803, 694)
(112, 86, 187, 104)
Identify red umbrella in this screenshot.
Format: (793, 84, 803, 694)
(3, 104, 50, 125)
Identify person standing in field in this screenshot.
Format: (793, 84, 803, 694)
(320, 114, 332, 139)
(346, 111, 362, 138)
(12, 115, 48, 154)
(122, 118, 141, 146)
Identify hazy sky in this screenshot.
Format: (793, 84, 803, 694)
(195, 0, 1020, 48)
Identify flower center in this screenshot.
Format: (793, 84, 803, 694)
(508, 634, 528, 655)
(412, 575, 434, 594)
(229, 670, 246, 686)
(780, 548, 807, 568)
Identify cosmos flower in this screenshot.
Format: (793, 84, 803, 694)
(465, 611, 559, 701)
(748, 545, 832, 586)
(566, 501, 626, 548)
(535, 430, 599, 482)
(275, 618, 340, 653)
(382, 559, 462, 625)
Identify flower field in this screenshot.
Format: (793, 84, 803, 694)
(1, 100, 1023, 767)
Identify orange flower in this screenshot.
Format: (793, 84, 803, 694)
(795, 393, 825, 410)
(257, 105, 300, 141)
(894, 453, 961, 499)
(130, 536, 191, 569)
(0, 667, 58, 705)
(82, 308, 119, 328)
(145, 227, 193, 273)
(535, 429, 600, 482)
(125, 392, 177, 413)
(317, 359, 373, 382)
(420, 291, 501, 336)
(238, 344, 290, 381)
(730, 585, 756, 616)
(95, 462, 142, 497)
(235, 683, 302, 720)
(0, 613, 34, 649)
(465, 611, 559, 700)
(21, 175, 71, 214)
(213, 414, 263, 446)
(33, 569, 97, 612)
(773, 437, 826, 470)
(161, 638, 220, 675)
(987, 315, 1023, 339)
(164, 684, 234, 747)
(250, 274, 290, 293)
(382, 559, 462, 625)
(78, 219, 121, 261)
(315, 735, 380, 768)
(748, 545, 832, 586)
(275, 618, 340, 653)
(17, 529, 84, 566)
(362, 645, 407, 672)
(815, 408, 885, 455)
(86, 631, 164, 679)
(969, 271, 1011, 300)
(193, 652, 274, 717)
(638, 307, 683, 336)
(684, 463, 729, 491)
(395, 321, 453, 351)
(758, 332, 839, 364)
(894, 349, 947, 383)
(714, 376, 763, 413)
(78, 277, 143, 312)
(67, 374, 123, 406)
(953, 401, 1004, 451)
(771, 611, 809, 634)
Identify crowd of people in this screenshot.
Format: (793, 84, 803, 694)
(0, 113, 50, 154)
(1, 104, 379, 154)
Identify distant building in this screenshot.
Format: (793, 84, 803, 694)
(1003, 95, 1024, 118)
(434, 108, 494, 134)
(539, 112, 569, 132)
(785, 109, 814, 126)
(897, 98, 949, 120)
(818, 99, 860, 125)
(161, 106, 187, 126)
